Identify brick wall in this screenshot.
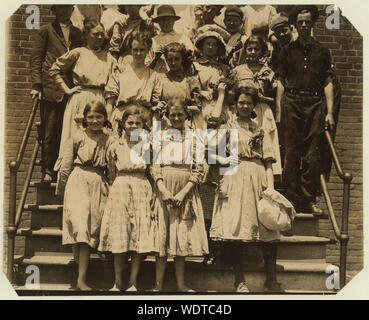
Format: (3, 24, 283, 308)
(3, 5, 363, 281)
(314, 6, 363, 280)
(3, 4, 54, 272)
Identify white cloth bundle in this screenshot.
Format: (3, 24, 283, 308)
(258, 188, 296, 231)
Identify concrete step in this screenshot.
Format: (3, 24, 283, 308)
(23, 205, 63, 229)
(17, 227, 68, 254)
(17, 226, 334, 259)
(14, 252, 336, 293)
(22, 202, 327, 236)
(29, 182, 61, 205)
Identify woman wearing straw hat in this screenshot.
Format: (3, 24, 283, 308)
(147, 5, 194, 74)
(192, 25, 231, 129)
(192, 25, 232, 265)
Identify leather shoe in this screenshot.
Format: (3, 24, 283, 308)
(303, 202, 324, 216)
(264, 281, 284, 293)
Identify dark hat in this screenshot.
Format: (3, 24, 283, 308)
(224, 6, 244, 19)
(152, 5, 180, 22)
(193, 24, 228, 52)
(51, 5, 74, 12)
(269, 13, 290, 31)
(288, 5, 319, 25)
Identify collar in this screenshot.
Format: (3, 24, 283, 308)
(294, 36, 317, 49)
(237, 62, 271, 80)
(228, 114, 258, 132)
(196, 56, 223, 66)
(59, 21, 72, 28)
(52, 20, 73, 39)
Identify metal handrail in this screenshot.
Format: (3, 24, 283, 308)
(6, 97, 40, 283)
(320, 175, 341, 238)
(321, 127, 352, 288)
(15, 140, 40, 228)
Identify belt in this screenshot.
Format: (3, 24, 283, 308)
(286, 88, 322, 97)
(80, 85, 104, 90)
(74, 164, 106, 174)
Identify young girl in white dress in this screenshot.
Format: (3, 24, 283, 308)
(99, 105, 155, 291)
(57, 100, 112, 291)
(150, 98, 208, 292)
(210, 81, 282, 293)
(49, 18, 116, 172)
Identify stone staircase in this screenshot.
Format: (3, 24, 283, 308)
(13, 181, 337, 293)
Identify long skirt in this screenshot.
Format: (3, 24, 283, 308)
(152, 166, 209, 257)
(99, 172, 155, 254)
(210, 159, 280, 242)
(62, 166, 109, 248)
(54, 88, 105, 171)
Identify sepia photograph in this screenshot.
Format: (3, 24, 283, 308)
(2, 3, 364, 296)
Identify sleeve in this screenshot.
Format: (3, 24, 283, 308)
(150, 164, 164, 183)
(262, 68, 277, 97)
(48, 48, 80, 83)
(109, 23, 124, 54)
(188, 75, 202, 106)
(189, 163, 205, 184)
(145, 38, 157, 66)
(322, 47, 334, 86)
(229, 67, 240, 83)
(189, 134, 205, 184)
(56, 136, 77, 195)
(30, 26, 48, 90)
(260, 106, 277, 163)
(149, 129, 164, 182)
(151, 72, 164, 106)
(104, 61, 120, 99)
(107, 141, 117, 185)
(275, 46, 288, 82)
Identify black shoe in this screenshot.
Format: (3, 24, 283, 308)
(264, 281, 284, 293)
(302, 202, 324, 216)
(42, 170, 57, 183)
(203, 254, 216, 267)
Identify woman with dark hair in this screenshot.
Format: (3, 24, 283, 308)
(49, 18, 115, 173)
(57, 100, 112, 290)
(99, 105, 155, 292)
(229, 34, 282, 175)
(211, 80, 282, 293)
(150, 98, 208, 292)
(230, 34, 268, 68)
(160, 42, 201, 126)
(105, 30, 163, 134)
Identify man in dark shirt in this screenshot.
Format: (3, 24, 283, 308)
(275, 5, 335, 214)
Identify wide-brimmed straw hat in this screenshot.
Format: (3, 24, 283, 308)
(193, 25, 228, 52)
(152, 5, 180, 23)
(288, 5, 319, 25)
